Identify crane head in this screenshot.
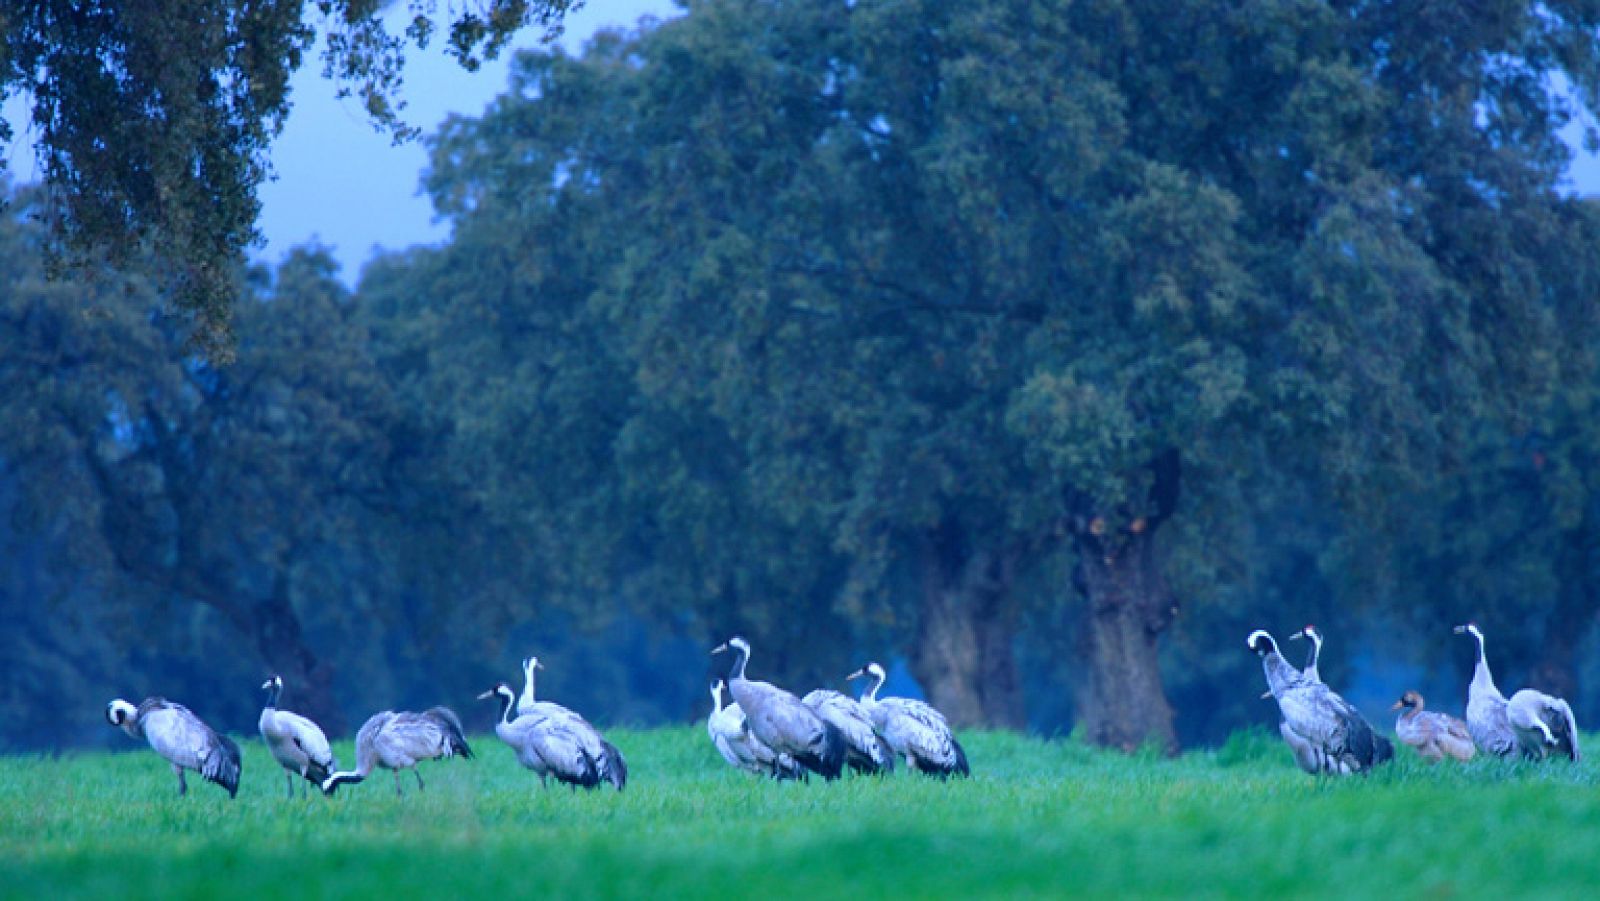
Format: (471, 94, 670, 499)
(476, 682, 515, 702)
(260, 675, 282, 692)
(1246, 630, 1276, 657)
(711, 636, 749, 657)
(846, 662, 885, 682)
(105, 699, 137, 726)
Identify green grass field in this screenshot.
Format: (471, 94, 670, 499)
(3, 727, 1597, 898)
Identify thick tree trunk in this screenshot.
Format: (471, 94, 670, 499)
(907, 522, 1025, 729)
(81, 443, 342, 732)
(1072, 524, 1178, 753)
(248, 567, 343, 733)
(1068, 449, 1182, 755)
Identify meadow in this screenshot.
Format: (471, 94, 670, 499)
(3, 727, 1598, 899)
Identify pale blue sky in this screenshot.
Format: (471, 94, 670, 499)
(255, 0, 680, 281)
(4, 2, 1600, 286)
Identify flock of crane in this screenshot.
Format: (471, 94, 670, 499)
(1250, 622, 1581, 774)
(100, 622, 1581, 799)
(103, 635, 968, 798)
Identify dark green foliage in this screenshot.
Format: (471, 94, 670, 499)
(6, 0, 1600, 749)
(0, 0, 579, 358)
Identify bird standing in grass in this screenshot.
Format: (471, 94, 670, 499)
(258, 675, 337, 798)
(513, 656, 627, 790)
(1248, 630, 1386, 775)
(106, 697, 241, 798)
(321, 707, 472, 796)
(803, 687, 895, 776)
(1455, 623, 1580, 761)
(713, 636, 845, 781)
(1391, 691, 1475, 763)
(1287, 625, 1394, 765)
(480, 682, 602, 789)
(708, 679, 804, 779)
(848, 662, 968, 778)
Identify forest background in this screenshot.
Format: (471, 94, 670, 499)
(5, 0, 1600, 755)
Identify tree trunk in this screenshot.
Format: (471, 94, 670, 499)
(907, 522, 1025, 729)
(1530, 515, 1598, 700)
(1071, 523, 1178, 753)
(81, 442, 342, 732)
(1068, 449, 1182, 754)
(248, 566, 344, 733)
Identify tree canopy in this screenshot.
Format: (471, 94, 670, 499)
(0, 0, 581, 358)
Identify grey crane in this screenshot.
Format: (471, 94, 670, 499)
(321, 707, 472, 796)
(1259, 624, 1325, 772)
(512, 655, 626, 790)
(106, 697, 241, 798)
(847, 662, 969, 779)
(707, 680, 804, 779)
(1454, 623, 1580, 761)
(479, 682, 601, 789)
(802, 688, 895, 775)
(1291, 625, 1394, 765)
(1248, 630, 1386, 775)
(711, 636, 845, 781)
(1391, 691, 1475, 763)
(258, 675, 337, 798)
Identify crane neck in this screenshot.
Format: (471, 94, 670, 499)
(1260, 644, 1301, 696)
(1470, 632, 1499, 695)
(519, 663, 538, 710)
(709, 685, 724, 714)
(861, 669, 885, 703)
(496, 691, 515, 725)
(1303, 635, 1321, 680)
(263, 682, 282, 710)
(727, 644, 750, 682)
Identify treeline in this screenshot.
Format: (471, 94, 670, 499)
(5, 0, 1600, 752)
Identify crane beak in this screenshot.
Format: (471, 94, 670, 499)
(1390, 699, 1404, 711)
(476, 689, 496, 701)
(711, 642, 729, 655)
(1452, 624, 1468, 634)
(1287, 632, 1304, 642)
(1259, 690, 1273, 700)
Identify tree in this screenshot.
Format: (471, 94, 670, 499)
(1, 0, 580, 358)
(449, 0, 1600, 748)
(0, 184, 415, 729)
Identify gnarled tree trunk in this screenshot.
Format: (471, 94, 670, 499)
(1068, 449, 1181, 754)
(907, 521, 1025, 729)
(243, 563, 343, 733)
(82, 441, 343, 732)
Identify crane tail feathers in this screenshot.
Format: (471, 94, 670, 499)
(794, 721, 846, 781)
(426, 706, 473, 759)
(205, 733, 243, 798)
(601, 741, 628, 790)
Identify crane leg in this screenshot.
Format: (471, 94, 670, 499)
(286, 771, 295, 799)
(394, 770, 405, 796)
(414, 769, 425, 792)
(174, 765, 187, 796)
